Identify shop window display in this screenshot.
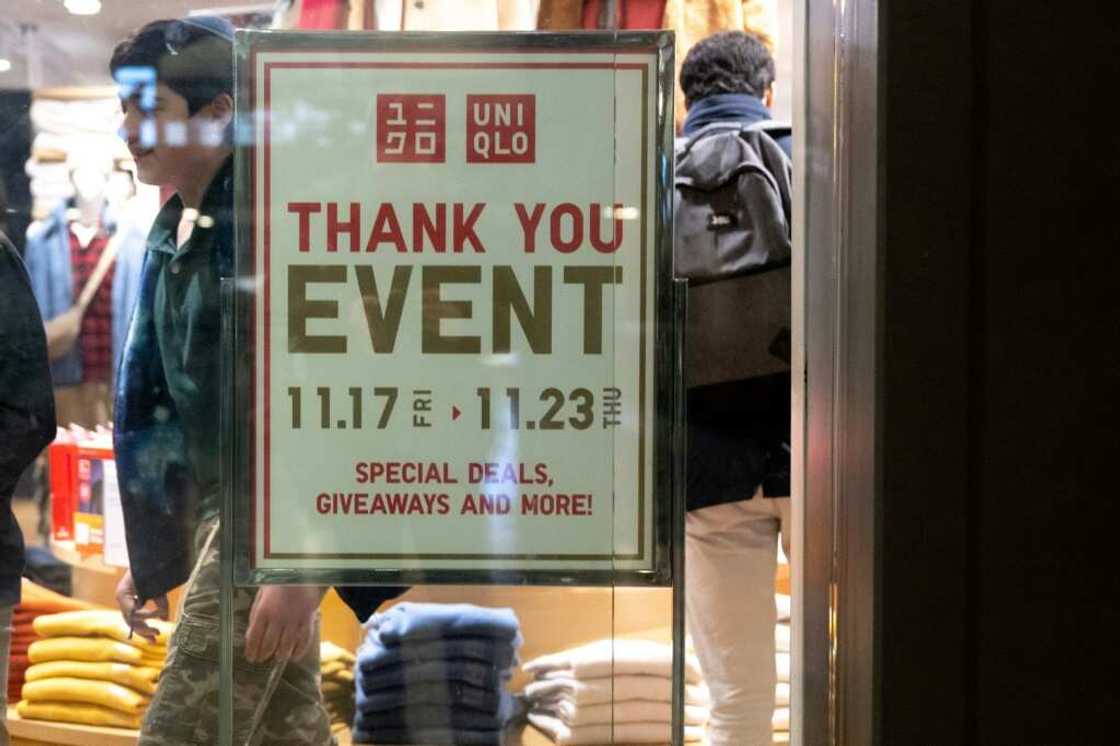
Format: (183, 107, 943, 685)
(0, 3, 795, 745)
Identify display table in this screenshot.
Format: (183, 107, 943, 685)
(5, 711, 558, 746)
(7, 706, 137, 746)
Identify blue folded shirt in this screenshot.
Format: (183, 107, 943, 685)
(353, 691, 518, 731)
(358, 636, 519, 674)
(368, 602, 522, 645)
(358, 658, 507, 695)
(351, 726, 502, 745)
(355, 680, 504, 714)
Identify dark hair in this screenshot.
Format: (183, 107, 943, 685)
(110, 17, 235, 115)
(680, 31, 776, 108)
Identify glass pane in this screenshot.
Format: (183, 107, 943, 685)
(2, 2, 799, 746)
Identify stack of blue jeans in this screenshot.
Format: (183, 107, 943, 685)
(353, 602, 523, 745)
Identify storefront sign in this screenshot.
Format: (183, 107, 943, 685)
(236, 33, 674, 579)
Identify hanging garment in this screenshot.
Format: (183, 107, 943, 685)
(68, 227, 114, 382)
(298, 0, 349, 28)
(376, 0, 537, 30)
(24, 202, 146, 387)
(580, 0, 667, 28)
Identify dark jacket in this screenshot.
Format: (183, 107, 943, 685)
(681, 94, 792, 510)
(113, 160, 402, 621)
(0, 231, 56, 606)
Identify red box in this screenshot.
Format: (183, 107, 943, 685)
(48, 436, 77, 541)
(376, 94, 446, 163)
(466, 94, 535, 163)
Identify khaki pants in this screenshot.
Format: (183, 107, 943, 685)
(140, 516, 333, 746)
(686, 490, 790, 746)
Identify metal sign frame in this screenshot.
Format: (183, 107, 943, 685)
(228, 30, 680, 589)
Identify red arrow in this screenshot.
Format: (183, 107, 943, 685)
(452, 405, 461, 421)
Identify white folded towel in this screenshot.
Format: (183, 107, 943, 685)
(533, 699, 709, 727)
(776, 594, 791, 622)
(776, 682, 790, 707)
(777, 652, 790, 683)
(527, 713, 705, 744)
(776, 623, 790, 653)
(773, 706, 790, 731)
(523, 639, 704, 684)
(524, 675, 711, 707)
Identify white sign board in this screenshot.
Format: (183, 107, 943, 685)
(240, 34, 672, 577)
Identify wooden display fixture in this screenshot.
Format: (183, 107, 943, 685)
(6, 705, 137, 746)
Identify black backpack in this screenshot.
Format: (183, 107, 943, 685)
(673, 120, 793, 387)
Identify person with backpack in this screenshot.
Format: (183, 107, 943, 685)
(674, 31, 793, 746)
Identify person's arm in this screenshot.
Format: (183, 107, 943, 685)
(244, 586, 328, 663)
(115, 569, 170, 642)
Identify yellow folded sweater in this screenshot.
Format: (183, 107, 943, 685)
(28, 637, 165, 666)
(33, 610, 173, 650)
(22, 677, 151, 715)
(321, 660, 351, 678)
(320, 641, 356, 665)
(17, 699, 142, 729)
(25, 661, 162, 695)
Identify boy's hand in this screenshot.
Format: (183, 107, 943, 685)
(115, 570, 169, 643)
(245, 586, 325, 663)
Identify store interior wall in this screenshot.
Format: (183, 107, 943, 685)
(875, 0, 1120, 743)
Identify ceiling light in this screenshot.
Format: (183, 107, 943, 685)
(64, 0, 102, 15)
(0, 59, 11, 74)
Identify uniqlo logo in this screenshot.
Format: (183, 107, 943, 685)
(376, 94, 446, 163)
(466, 94, 535, 164)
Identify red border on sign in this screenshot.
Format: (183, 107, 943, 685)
(255, 54, 648, 561)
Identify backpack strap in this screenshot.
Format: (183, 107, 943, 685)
(679, 121, 749, 155)
(681, 120, 791, 156)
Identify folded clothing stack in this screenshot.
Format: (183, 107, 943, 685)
(353, 602, 523, 745)
(522, 638, 711, 744)
(320, 641, 357, 735)
(773, 593, 791, 744)
(17, 609, 172, 729)
(8, 578, 99, 704)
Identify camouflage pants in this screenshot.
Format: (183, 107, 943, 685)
(140, 516, 334, 745)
